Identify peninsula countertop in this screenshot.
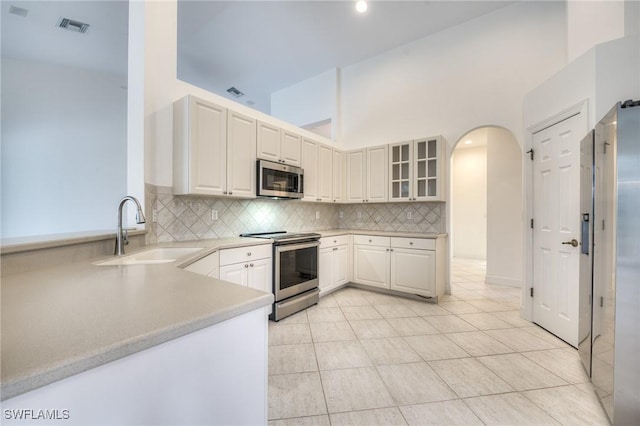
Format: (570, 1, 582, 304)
(0, 237, 274, 401)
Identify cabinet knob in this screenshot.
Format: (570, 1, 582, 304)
(409, 241, 413, 245)
(390, 248, 394, 252)
(250, 263, 254, 267)
(368, 239, 372, 243)
(334, 240, 337, 243)
(244, 264, 249, 268)
(229, 192, 233, 195)
(247, 252, 252, 256)
(333, 248, 337, 251)
(223, 191, 228, 195)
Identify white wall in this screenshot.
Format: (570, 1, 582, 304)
(1, 58, 127, 238)
(132, 1, 335, 188)
(338, 1, 567, 151)
(486, 127, 523, 287)
(451, 140, 487, 260)
(271, 68, 339, 140)
(567, 0, 625, 62)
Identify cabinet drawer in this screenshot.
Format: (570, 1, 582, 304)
(391, 237, 435, 250)
(320, 235, 350, 248)
(353, 235, 390, 247)
(220, 244, 272, 266)
(184, 251, 219, 276)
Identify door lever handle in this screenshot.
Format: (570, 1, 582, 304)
(562, 239, 579, 247)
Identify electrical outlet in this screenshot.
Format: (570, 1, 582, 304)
(406, 211, 412, 220)
(357, 212, 362, 219)
(211, 209, 218, 221)
(152, 209, 158, 223)
(339, 211, 344, 219)
(315, 211, 320, 220)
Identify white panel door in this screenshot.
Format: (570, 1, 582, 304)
(333, 150, 345, 203)
(318, 246, 333, 294)
(334, 245, 349, 287)
(390, 248, 436, 297)
(227, 111, 256, 198)
(353, 245, 389, 289)
(301, 138, 319, 201)
(189, 98, 227, 195)
(281, 131, 302, 166)
(347, 150, 366, 203)
(247, 257, 272, 293)
(532, 112, 584, 347)
(367, 145, 388, 202)
(257, 121, 281, 162)
(219, 263, 248, 287)
(318, 144, 333, 201)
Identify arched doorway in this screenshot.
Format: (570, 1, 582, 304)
(448, 126, 523, 299)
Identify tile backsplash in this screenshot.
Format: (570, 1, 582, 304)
(145, 185, 445, 243)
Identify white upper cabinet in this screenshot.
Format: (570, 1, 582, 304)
(173, 96, 256, 198)
(389, 136, 446, 202)
(227, 111, 257, 198)
(257, 121, 301, 166)
(333, 149, 345, 203)
(302, 139, 334, 202)
(347, 145, 388, 203)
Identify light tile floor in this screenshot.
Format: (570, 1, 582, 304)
(268, 258, 609, 425)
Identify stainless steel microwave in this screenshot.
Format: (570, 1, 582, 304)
(256, 159, 304, 199)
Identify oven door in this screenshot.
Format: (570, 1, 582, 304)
(274, 241, 319, 301)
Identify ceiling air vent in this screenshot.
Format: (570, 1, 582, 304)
(57, 17, 90, 34)
(227, 87, 244, 98)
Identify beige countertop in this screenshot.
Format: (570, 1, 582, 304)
(0, 237, 273, 401)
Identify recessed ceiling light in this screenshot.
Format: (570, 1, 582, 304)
(355, 0, 368, 13)
(464, 140, 473, 145)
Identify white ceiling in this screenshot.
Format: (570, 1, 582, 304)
(2, 1, 515, 113)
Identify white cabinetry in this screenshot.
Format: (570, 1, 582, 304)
(219, 244, 272, 293)
(302, 138, 336, 203)
(333, 149, 346, 203)
(257, 121, 302, 166)
(353, 235, 391, 289)
(389, 137, 446, 202)
(173, 96, 256, 198)
(319, 235, 350, 294)
(352, 235, 444, 299)
(347, 146, 388, 203)
(184, 251, 220, 278)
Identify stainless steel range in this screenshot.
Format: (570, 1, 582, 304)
(241, 232, 320, 321)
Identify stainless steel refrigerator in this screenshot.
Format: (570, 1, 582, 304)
(579, 100, 640, 425)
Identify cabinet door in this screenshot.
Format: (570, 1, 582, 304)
(367, 145, 388, 202)
(334, 245, 349, 286)
(389, 142, 413, 202)
(257, 121, 281, 163)
(347, 149, 366, 203)
(353, 245, 389, 289)
(220, 263, 248, 287)
(248, 257, 272, 293)
(333, 149, 345, 203)
(414, 137, 442, 200)
(182, 97, 227, 196)
(319, 246, 333, 294)
(318, 144, 333, 201)
(227, 111, 257, 198)
(282, 131, 302, 166)
(390, 248, 436, 297)
(301, 138, 319, 201)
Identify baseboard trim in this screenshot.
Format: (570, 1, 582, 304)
(485, 274, 522, 288)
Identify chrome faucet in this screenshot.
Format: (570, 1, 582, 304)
(115, 196, 146, 255)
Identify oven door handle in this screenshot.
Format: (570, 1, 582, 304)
(274, 241, 320, 253)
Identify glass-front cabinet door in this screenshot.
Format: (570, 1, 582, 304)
(389, 136, 444, 201)
(390, 142, 412, 201)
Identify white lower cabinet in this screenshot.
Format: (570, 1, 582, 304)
(353, 235, 443, 299)
(319, 235, 350, 294)
(219, 245, 272, 293)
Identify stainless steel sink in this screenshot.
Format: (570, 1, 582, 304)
(94, 247, 202, 266)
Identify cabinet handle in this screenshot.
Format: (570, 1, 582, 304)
(368, 239, 372, 243)
(223, 191, 228, 195)
(333, 248, 337, 251)
(390, 248, 394, 252)
(244, 264, 249, 268)
(334, 240, 337, 243)
(409, 241, 413, 245)
(247, 252, 252, 256)
(250, 263, 254, 267)
(386, 248, 389, 252)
